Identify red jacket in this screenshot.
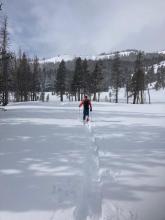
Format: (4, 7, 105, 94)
(79, 99, 92, 110)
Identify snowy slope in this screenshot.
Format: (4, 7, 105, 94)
(39, 54, 75, 64)
(153, 60, 165, 73)
(39, 50, 137, 64)
(0, 98, 165, 220)
(158, 50, 165, 54)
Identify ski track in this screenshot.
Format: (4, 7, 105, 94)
(73, 118, 102, 220)
(48, 117, 103, 220)
(75, 119, 138, 220)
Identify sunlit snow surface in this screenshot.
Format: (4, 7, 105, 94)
(0, 99, 165, 220)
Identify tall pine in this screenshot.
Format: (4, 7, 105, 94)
(111, 52, 122, 103)
(55, 60, 66, 102)
(31, 56, 40, 101)
(90, 61, 103, 101)
(82, 59, 90, 96)
(71, 57, 83, 101)
(131, 52, 145, 104)
(0, 16, 10, 106)
(155, 66, 165, 90)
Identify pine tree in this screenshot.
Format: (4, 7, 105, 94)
(0, 16, 10, 106)
(21, 53, 31, 101)
(90, 61, 103, 101)
(12, 55, 19, 101)
(146, 65, 155, 86)
(31, 56, 40, 101)
(55, 60, 66, 102)
(71, 57, 83, 101)
(14, 52, 31, 102)
(145, 65, 155, 104)
(40, 63, 46, 102)
(123, 67, 132, 104)
(131, 52, 145, 104)
(82, 59, 90, 96)
(161, 67, 165, 88)
(155, 66, 165, 90)
(111, 52, 122, 103)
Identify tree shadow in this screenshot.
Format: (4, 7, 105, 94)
(92, 111, 165, 205)
(0, 106, 90, 214)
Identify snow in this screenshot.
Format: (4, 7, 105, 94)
(158, 50, 165, 54)
(117, 50, 137, 56)
(39, 55, 75, 64)
(153, 60, 165, 73)
(39, 50, 137, 64)
(0, 93, 165, 220)
(148, 88, 165, 103)
(90, 87, 165, 104)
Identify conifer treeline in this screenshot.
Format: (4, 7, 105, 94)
(1, 14, 165, 105)
(55, 58, 104, 102)
(54, 52, 165, 104)
(1, 49, 165, 105)
(12, 53, 41, 102)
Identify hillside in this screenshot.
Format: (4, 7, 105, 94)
(38, 49, 165, 92)
(39, 49, 165, 64)
(39, 49, 139, 64)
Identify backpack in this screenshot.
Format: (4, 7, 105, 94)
(83, 99, 90, 109)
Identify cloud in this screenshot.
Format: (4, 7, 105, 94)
(116, 21, 165, 52)
(4, 0, 165, 58)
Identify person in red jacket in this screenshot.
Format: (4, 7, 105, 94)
(79, 95, 92, 121)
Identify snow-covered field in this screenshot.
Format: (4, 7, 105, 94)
(0, 98, 165, 220)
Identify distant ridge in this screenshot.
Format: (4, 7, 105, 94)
(39, 49, 165, 64)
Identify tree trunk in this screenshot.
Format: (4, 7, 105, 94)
(93, 92, 96, 101)
(133, 91, 136, 104)
(115, 88, 118, 103)
(78, 89, 80, 101)
(2, 55, 8, 106)
(147, 88, 151, 104)
(126, 88, 129, 104)
(60, 91, 63, 102)
(20, 92, 23, 102)
(81, 93, 83, 100)
(140, 90, 144, 104)
(98, 93, 100, 102)
(137, 93, 140, 104)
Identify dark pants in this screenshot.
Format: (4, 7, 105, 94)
(83, 108, 89, 120)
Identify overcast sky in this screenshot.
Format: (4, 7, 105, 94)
(2, 0, 165, 58)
